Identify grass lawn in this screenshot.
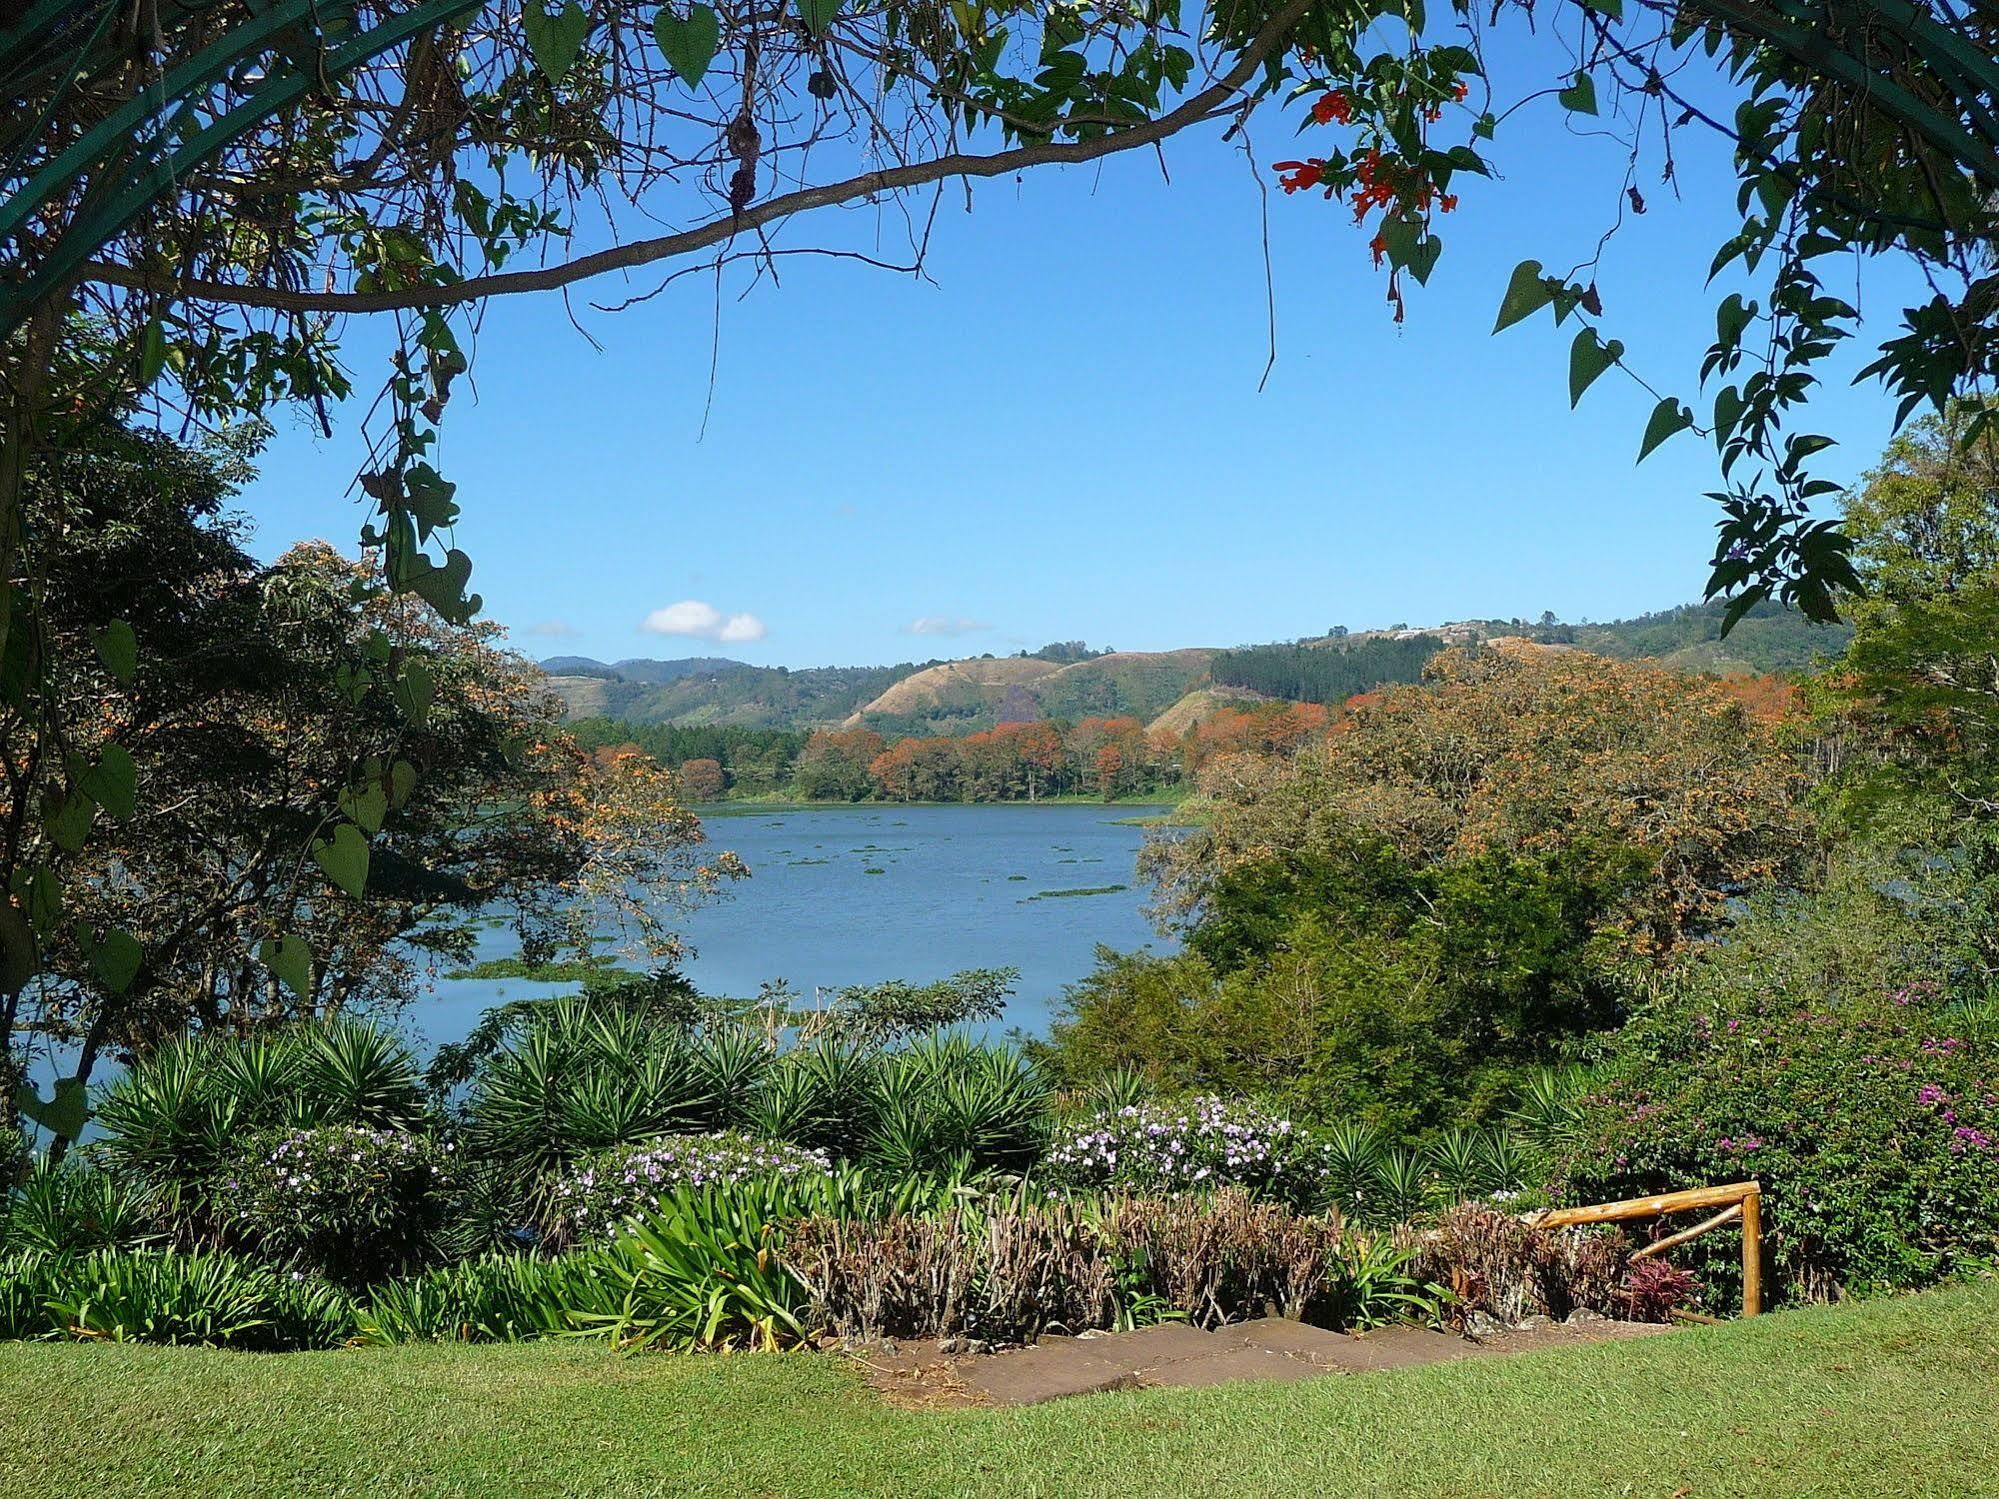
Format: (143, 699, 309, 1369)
(1, 1280, 1994, 1498)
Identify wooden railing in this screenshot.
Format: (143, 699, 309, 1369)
(1526, 1181, 1763, 1318)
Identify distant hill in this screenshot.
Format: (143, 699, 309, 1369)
(1554, 599, 1850, 673)
(848, 649, 1221, 735)
(541, 658, 929, 727)
(540, 601, 1851, 728)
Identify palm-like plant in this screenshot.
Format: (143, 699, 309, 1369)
(1319, 1120, 1388, 1216)
(1366, 1148, 1437, 1227)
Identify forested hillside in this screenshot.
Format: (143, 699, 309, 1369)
(1549, 599, 1851, 673)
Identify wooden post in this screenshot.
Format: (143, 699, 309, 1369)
(1740, 1188, 1762, 1317)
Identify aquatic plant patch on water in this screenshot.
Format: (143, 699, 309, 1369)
(1027, 885, 1128, 899)
(549, 1134, 833, 1239)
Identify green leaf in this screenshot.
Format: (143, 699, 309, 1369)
(15, 1078, 88, 1141)
(655, 4, 721, 87)
(82, 744, 136, 820)
(390, 759, 419, 808)
(340, 780, 390, 835)
(43, 790, 94, 853)
(0, 899, 35, 997)
(1408, 233, 1442, 286)
(1492, 260, 1554, 334)
(1637, 397, 1694, 463)
(796, 0, 839, 37)
(522, 1, 590, 84)
(313, 823, 371, 899)
(260, 934, 314, 1000)
(395, 660, 436, 724)
(1568, 328, 1623, 406)
(139, 320, 168, 386)
(1581, 0, 1622, 16)
(94, 620, 137, 682)
(90, 928, 143, 993)
(1558, 71, 1597, 115)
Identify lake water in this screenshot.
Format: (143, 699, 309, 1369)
(420, 803, 1178, 1045)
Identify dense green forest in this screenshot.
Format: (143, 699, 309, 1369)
(1209, 634, 1445, 704)
(1550, 599, 1851, 672)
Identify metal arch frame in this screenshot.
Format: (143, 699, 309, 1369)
(0, 0, 483, 340)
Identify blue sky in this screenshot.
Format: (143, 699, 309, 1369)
(238, 26, 1919, 669)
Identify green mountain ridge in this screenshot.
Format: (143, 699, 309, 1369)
(541, 599, 1850, 730)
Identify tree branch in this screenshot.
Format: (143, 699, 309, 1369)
(82, 0, 1311, 316)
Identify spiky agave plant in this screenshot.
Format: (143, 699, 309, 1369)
(3, 1160, 157, 1256)
(1318, 1120, 1389, 1218)
(1507, 1068, 1587, 1148)
(294, 1018, 426, 1128)
(1426, 1128, 1490, 1204)
(1366, 1148, 1438, 1228)
(94, 1039, 248, 1230)
(692, 1024, 774, 1130)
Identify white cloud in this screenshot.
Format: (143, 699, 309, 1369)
(642, 600, 768, 643)
(906, 615, 993, 637)
(523, 619, 580, 638)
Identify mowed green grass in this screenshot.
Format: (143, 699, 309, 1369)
(1, 1279, 1995, 1499)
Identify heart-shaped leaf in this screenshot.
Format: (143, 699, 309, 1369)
(395, 660, 437, 725)
(0, 899, 35, 997)
(390, 759, 419, 808)
(95, 620, 137, 683)
(15, 1078, 88, 1141)
(42, 789, 94, 853)
(655, 4, 721, 87)
(90, 927, 143, 993)
(523, 1, 590, 83)
(1569, 327, 1623, 406)
(1637, 397, 1695, 463)
(260, 934, 314, 1000)
(797, 0, 840, 37)
(1558, 70, 1597, 115)
(82, 744, 136, 820)
(314, 823, 371, 899)
(1492, 259, 1554, 334)
(1408, 233, 1443, 286)
(340, 780, 390, 835)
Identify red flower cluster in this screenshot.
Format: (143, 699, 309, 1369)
(1310, 89, 1353, 125)
(1350, 148, 1457, 221)
(1272, 158, 1327, 195)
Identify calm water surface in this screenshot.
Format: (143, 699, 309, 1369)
(420, 803, 1177, 1044)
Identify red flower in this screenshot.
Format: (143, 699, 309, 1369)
(1451, 81, 1469, 101)
(1369, 233, 1388, 268)
(1440, 193, 1459, 213)
(1273, 159, 1325, 193)
(1310, 90, 1353, 126)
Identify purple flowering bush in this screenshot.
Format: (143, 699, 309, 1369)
(549, 1133, 832, 1240)
(1555, 995, 1999, 1303)
(1040, 1097, 1331, 1208)
(227, 1125, 454, 1288)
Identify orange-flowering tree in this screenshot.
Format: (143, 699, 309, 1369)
(1150, 643, 1813, 957)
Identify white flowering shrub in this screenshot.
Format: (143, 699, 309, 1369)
(227, 1125, 454, 1287)
(1042, 1097, 1330, 1207)
(549, 1133, 832, 1239)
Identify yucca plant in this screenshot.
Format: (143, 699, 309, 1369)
(1083, 1063, 1152, 1115)
(693, 1025, 774, 1129)
(295, 1018, 426, 1127)
(1508, 1068, 1587, 1148)
(1426, 1129, 1490, 1203)
(1365, 1148, 1438, 1227)
(3, 1160, 157, 1256)
(94, 1040, 248, 1228)
(1318, 1120, 1388, 1216)
(1476, 1130, 1537, 1196)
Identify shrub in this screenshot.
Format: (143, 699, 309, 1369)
(31, 1249, 353, 1349)
(548, 1134, 832, 1240)
(1041, 1096, 1328, 1207)
(1406, 1203, 1631, 1327)
(3, 1160, 156, 1255)
(1556, 993, 1999, 1303)
(353, 1253, 617, 1345)
(94, 1021, 428, 1233)
(226, 1125, 454, 1287)
(787, 1187, 1438, 1343)
(863, 1038, 1049, 1175)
